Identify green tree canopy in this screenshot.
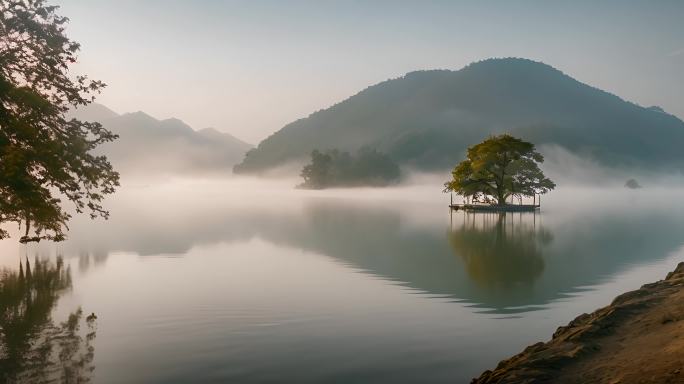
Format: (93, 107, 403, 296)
(624, 178, 642, 189)
(300, 150, 333, 189)
(299, 148, 400, 189)
(0, 0, 119, 242)
(444, 134, 555, 205)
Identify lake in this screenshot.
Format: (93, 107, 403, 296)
(1, 177, 683, 383)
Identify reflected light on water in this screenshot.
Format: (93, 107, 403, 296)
(0, 177, 683, 383)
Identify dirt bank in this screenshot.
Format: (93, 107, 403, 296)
(473, 262, 684, 383)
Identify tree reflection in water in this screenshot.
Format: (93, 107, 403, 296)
(0, 257, 96, 383)
(449, 212, 552, 289)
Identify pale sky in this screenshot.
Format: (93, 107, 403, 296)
(56, 0, 684, 144)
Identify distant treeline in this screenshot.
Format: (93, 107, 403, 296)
(299, 148, 400, 189)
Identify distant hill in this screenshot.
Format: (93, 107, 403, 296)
(71, 103, 119, 122)
(234, 58, 684, 174)
(70, 104, 252, 176)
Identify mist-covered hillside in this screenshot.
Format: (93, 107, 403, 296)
(235, 58, 684, 174)
(70, 104, 252, 176)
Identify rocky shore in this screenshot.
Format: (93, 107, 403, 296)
(473, 262, 684, 383)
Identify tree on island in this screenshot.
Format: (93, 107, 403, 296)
(624, 179, 642, 189)
(0, 0, 119, 242)
(299, 148, 400, 189)
(300, 150, 333, 189)
(444, 134, 555, 205)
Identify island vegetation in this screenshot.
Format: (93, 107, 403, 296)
(444, 134, 555, 206)
(299, 148, 400, 189)
(625, 178, 642, 189)
(0, 0, 119, 242)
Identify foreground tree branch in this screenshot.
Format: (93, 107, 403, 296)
(0, 0, 119, 242)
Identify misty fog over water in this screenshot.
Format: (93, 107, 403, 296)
(4, 0, 684, 381)
(1, 178, 683, 383)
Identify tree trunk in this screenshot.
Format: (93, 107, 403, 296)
(24, 216, 30, 237)
(497, 191, 506, 206)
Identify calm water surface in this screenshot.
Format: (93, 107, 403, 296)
(1, 178, 683, 383)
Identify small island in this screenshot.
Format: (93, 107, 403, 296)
(625, 178, 642, 189)
(298, 148, 400, 189)
(444, 134, 555, 212)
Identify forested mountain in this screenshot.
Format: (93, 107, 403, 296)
(70, 104, 252, 175)
(235, 58, 684, 174)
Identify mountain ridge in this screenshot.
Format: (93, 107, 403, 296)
(70, 104, 252, 176)
(235, 58, 684, 174)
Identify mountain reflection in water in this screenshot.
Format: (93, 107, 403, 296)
(3, 182, 684, 383)
(22, 182, 684, 314)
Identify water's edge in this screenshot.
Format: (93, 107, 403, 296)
(473, 262, 684, 383)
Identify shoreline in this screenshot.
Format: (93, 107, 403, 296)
(473, 262, 684, 383)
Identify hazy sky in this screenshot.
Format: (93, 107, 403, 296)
(56, 0, 684, 144)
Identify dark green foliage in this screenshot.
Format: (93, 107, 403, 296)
(299, 148, 400, 189)
(625, 179, 642, 189)
(300, 150, 332, 189)
(234, 58, 684, 174)
(444, 134, 555, 205)
(0, 0, 119, 242)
